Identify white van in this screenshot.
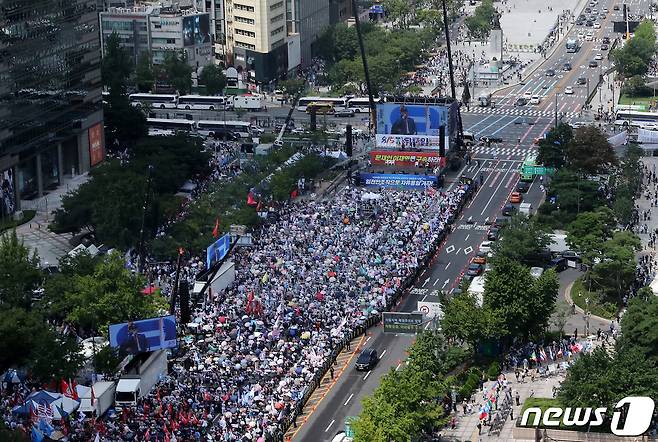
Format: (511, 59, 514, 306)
(463, 131, 476, 146)
(530, 95, 541, 105)
(479, 241, 493, 253)
(519, 202, 533, 215)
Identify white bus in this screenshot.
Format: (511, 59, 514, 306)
(614, 110, 658, 128)
(197, 120, 252, 138)
(177, 95, 226, 110)
(297, 96, 347, 112)
(129, 93, 178, 109)
(146, 118, 196, 132)
(346, 97, 381, 113)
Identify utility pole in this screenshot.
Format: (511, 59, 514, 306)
(170, 247, 185, 315)
(442, 0, 465, 147)
(554, 92, 558, 127)
(351, 0, 377, 134)
(137, 164, 154, 274)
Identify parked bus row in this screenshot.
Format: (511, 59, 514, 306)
(127, 93, 263, 111)
(296, 96, 382, 113)
(146, 118, 258, 140)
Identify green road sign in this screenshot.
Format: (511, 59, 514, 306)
(382, 312, 424, 334)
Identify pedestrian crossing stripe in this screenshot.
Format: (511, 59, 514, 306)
(470, 146, 538, 158)
(463, 108, 579, 119)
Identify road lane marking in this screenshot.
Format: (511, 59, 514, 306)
(344, 394, 354, 407)
(363, 370, 372, 381)
(366, 336, 371, 343)
(456, 248, 462, 255)
(506, 173, 515, 188)
(325, 419, 335, 432)
(425, 321, 432, 330)
(445, 262, 451, 270)
(446, 245, 455, 253)
(395, 363, 402, 371)
(380, 350, 387, 359)
(465, 234, 470, 241)
(422, 278, 429, 287)
(422, 294, 428, 302)
(489, 171, 502, 188)
(481, 162, 517, 216)
(434, 276, 442, 286)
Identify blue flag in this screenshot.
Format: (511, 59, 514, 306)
(31, 426, 44, 442)
(38, 418, 54, 437)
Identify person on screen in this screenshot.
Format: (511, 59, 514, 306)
(119, 321, 148, 354)
(391, 105, 417, 135)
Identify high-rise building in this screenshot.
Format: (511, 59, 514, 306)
(99, 5, 213, 69)
(0, 0, 105, 217)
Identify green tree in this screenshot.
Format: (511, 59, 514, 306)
(0, 308, 45, 370)
(43, 252, 167, 333)
(103, 95, 148, 149)
(590, 231, 640, 304)
(382, 0, 414, 29)
(538, 169, 606, 227)
(407, 330, 446, 374)
(278, 79, 306, 99)
(566, 207, 615, 263)
(566, 126, 618, 175)
(550, 302, 571, 336)
(101, 32, 133, 91)
(28, 328, 84, 384)
(492, 215, 550, 266)
(537, 123, 573, 169)
(440, 292, 503, 347)
(0, 230, 42, 310)
(199, 64, 227, 95)
(618, 295, 658, 361)
(134, 51, 155, 93)
(611, 20, 656, 78)
(484, 258, 558, 339)
(162, 50, 193, 94)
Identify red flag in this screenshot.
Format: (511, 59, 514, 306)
(70, 379, 79, 400)
(61, 379, 69, 395)
(247, 192, 258, 206)
(290, 189, 299, 199)
(144, 429, 150, 441)
(212, 218, 220, 238)
(178, 247, 184, 256)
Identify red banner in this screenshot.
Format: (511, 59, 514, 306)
(370, 150, 445, 168)
(88, 123, 104, 167)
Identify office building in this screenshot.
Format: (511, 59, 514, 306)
(99, 5, 213, 69)
(0, 0, 105, 217)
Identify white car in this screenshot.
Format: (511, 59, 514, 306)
(594, 22, 601, 29)
(602, 7, 608, 13)
(577, 32, 585, 39)
(595, 53, 603, 60)
(523, 91, 532, 100)
(585, 33, 594, 41)
(564, 86, 574, 94)
(530, 95, 541, 104)
(479, 241, 493, 253)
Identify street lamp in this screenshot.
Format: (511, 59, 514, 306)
(554, 91, 559, 127)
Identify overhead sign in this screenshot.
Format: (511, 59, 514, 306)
(359, 172, 437, 188)
(383, 312, 424, 334)
(521, 165, 556, 176)
(206, 233, 231, 269)
(369, 150, 447, 168)
(417, 301, 443, 319)
(108, 315, 177, 355)
(376, 103, 449, 149)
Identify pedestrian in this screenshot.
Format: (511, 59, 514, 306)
(515, 391, 520, 406)
(329, 366, 334, 380)
(510, 407, 514, 420)
(477, 421, 482, 434)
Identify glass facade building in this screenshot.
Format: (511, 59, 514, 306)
(0, 0, 104, 217)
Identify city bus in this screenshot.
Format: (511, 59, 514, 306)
(305, 102, 335, 114)
(520, 152, 556, 181)
(129, 93, 178, 109)
(346, 97, 381, 113)
(565, 38, 580, 53)
(177, 95, 226, 110)
(197, 120, 252, 138)
(614, 110, 658, 128)
(297, 96, 347, 112)
(146, 118, 195, 132)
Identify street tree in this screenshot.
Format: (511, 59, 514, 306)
(199, 64, 227, 95)
(492, 215, 550, 266)
(0, 308, 45, 371)
(566, 126, 618, 175)
(590, 231, 640, 304)
(278, 79, 306, 99)
(135, 51, 155, 93)
(618, 295, 658, 361)
(406, 330, 446, 375)
(537, 123, 573, 169)
(613, 144, 643, 226)
(440, 292, 504, 348)
(611, 20, 656, 78)
(550, 302, 571, 336)
(539, 169, 606, 227)
(0, 230, 42, 310)
(382, 0, 414, 29)
(101, 32, 133, 91)
(162, 50, 193, 94)
(566, 207, 615, 263)
(28, 328, 84, 384)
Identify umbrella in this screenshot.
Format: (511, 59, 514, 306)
(141, 285, 159, 295)
(3, 369, 25, 384)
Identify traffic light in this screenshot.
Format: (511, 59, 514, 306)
(346, 124, 353, 157)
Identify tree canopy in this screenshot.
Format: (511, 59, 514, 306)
(611, 20, 656, 78)
(199, 64, 227, 95)
(0, 231, 42, 310)
(566, 126, 618, 176)
(161, 50, 193, 95)
(492, 215, 551, 266)
(537, 123, 573, 169)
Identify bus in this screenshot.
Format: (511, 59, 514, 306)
(520, 152, 556, 181)
(346, 97, 381, 113)
(129, 93, 178, 109)
(305, 102, 335, 114)
(177, 95, 226, 110)
(146, 118, 195, 132)
(297, 96, 347, 112)
(197, 120, 252, 139)
(614, 110, 658, 128)
(565, 38, 580, 53)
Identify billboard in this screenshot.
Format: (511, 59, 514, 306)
(206, 233, 231, 269)
(382, 312, 423, 334)
(369, 150, 447, 168)
(109, 315, 177, 355)
(183, 14, 211, 47)
(376, 103, 449, 149)
(88, 123, 104, 167)
(359, 172, 437, 188)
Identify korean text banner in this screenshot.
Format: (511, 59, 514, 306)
(206, 233, 231, 269)
(382, 312, 423, 334)
(376, 103, 448, 149)
(88, 123, 104, 167)
(359, 172, 437, 188)
(109, 315, 177, 355)
(369, 150, 446, 168)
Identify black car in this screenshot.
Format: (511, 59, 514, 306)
(563, 62, 572, 71)
(560, 250, 582, 262)
(602, 36, 610, 44)
(515, 97, 528, 106)
(589, 60, 598, 68)
(585, 7, 591, 13)
(613, 4, 619, 10)
(466, 263, 483, 277)
(576, 19, 584, 25)
(545, 69, 556, 77)
(502, 204, 516, 216)
(516, 181, 530, 193)
(493, 217, 509, 228)
(487, 227, 500, 241)
(482, 135, 504, 143)
(547, 257, 568, 272)
(600, 43, 609, 50)
(577, 77, 587, 85)
(355, 348, 379, 371)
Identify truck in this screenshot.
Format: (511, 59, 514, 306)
(231, 94, 263, 110)
(565, 38, 580, 53)
(77, 381, 116, 417)
(468, 275, 486, 307)
(115, 349, 168, 409)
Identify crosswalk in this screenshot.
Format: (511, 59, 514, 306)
(470, 145, 537, 159)
(463, 107, 579, 120)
